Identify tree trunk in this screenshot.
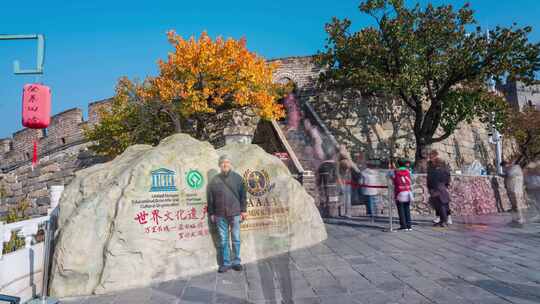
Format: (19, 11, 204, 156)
(415, 139, 425, 165)
(161, 107, 182, 133)
(517, 153, 527, 168)
(413, 112, 439, 169)
(173, 120, 182, 133)
(195, 116, 205, 139)
(412, 102, 428, 168)
(414, 134, 431, 172)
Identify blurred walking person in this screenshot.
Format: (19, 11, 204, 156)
(427, 151, 452, 227)
(318, 154, 339, 217)
(502, 160, 525, 224)
(337, 145, 359, 218)
(360, 161, 380, 219)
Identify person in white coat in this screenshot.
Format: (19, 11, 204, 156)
(502, 160, 526, 224)
(361, 162, 380, 218)
(524, 161, 540, 221)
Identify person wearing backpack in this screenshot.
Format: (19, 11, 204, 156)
(393, 158, 413, 231)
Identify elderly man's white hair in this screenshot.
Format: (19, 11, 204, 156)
(218, 155, 231, 165)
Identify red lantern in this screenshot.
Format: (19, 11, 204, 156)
(22, 83, 51, 128)
(22, 83, 51, 168)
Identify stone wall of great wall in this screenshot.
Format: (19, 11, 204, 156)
(0, 100, 110, 216)
(0, 55, 518, 217)
(497, 80, 540, 110)
(271, 56, 516, 216)
(272, 56, 517, 171)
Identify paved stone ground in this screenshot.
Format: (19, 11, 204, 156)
(59, 215, 540, 304)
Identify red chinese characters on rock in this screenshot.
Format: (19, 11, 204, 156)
(151, 209, 162, 225)
(135, 205, 209, 241)
(178, 221, 209, 240)
(144, 225, 171, 234)
(164, 210, 174, 222)
(175, 206, 207, 221)
(134, 211, 149, 224)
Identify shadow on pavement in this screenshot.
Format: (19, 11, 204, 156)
(473, 280, 540, 303)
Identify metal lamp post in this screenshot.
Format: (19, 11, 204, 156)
(485, 29, 504, 176)
(489, 125, 504, 175)
(0, 34, 45, 74)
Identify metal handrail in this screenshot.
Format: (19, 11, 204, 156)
(301, 100, 339, 149)
(0, 294, 21, 304)
(269, 120, 304, 174)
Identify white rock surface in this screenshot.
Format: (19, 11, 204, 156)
(50, 134, 327, 297)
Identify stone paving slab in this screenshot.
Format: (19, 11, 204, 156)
(57, 216, 540, 304)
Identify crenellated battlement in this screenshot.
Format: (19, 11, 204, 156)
(271, 55, 320, 90)
(497, 80, 540, 110)
(0, 98, 113, 170)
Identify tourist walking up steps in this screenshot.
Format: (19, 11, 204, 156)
(392, 159, 413, 230)
(427, 151, 452, 227)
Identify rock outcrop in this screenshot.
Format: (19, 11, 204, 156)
(50, 134, 327, 297)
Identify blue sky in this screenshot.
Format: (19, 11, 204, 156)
(0, 0, 539, 138)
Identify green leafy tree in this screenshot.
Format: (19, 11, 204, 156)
(319, 0, 540, 163)
(84, 78, 177, 158)
(504, 106, 540, 166)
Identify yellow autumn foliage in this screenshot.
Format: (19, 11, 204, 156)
(85, 31, 288, 158)
(136, 31, 285, 120)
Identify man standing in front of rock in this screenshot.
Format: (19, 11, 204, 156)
(208, 155, 248, 273)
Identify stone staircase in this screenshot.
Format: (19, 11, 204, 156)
(273, 98, 345, 213)
(275, 121, 320, 206)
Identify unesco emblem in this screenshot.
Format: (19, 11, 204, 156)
(243, 169, 274, 196)
(150, 168, 178, 192)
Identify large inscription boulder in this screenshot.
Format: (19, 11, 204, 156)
(49, 134, 327, 297)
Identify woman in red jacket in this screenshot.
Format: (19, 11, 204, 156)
(393, 158, 413, 230)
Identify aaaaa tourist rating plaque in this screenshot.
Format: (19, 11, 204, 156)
(241, 169, 290, 231)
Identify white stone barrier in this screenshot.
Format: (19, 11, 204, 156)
(0, 185, 63, 303)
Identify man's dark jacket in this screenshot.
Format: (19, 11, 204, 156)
(427, 162, 451, 190)
(427, 161, 451, 204)
(207, 171, 247, 217)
